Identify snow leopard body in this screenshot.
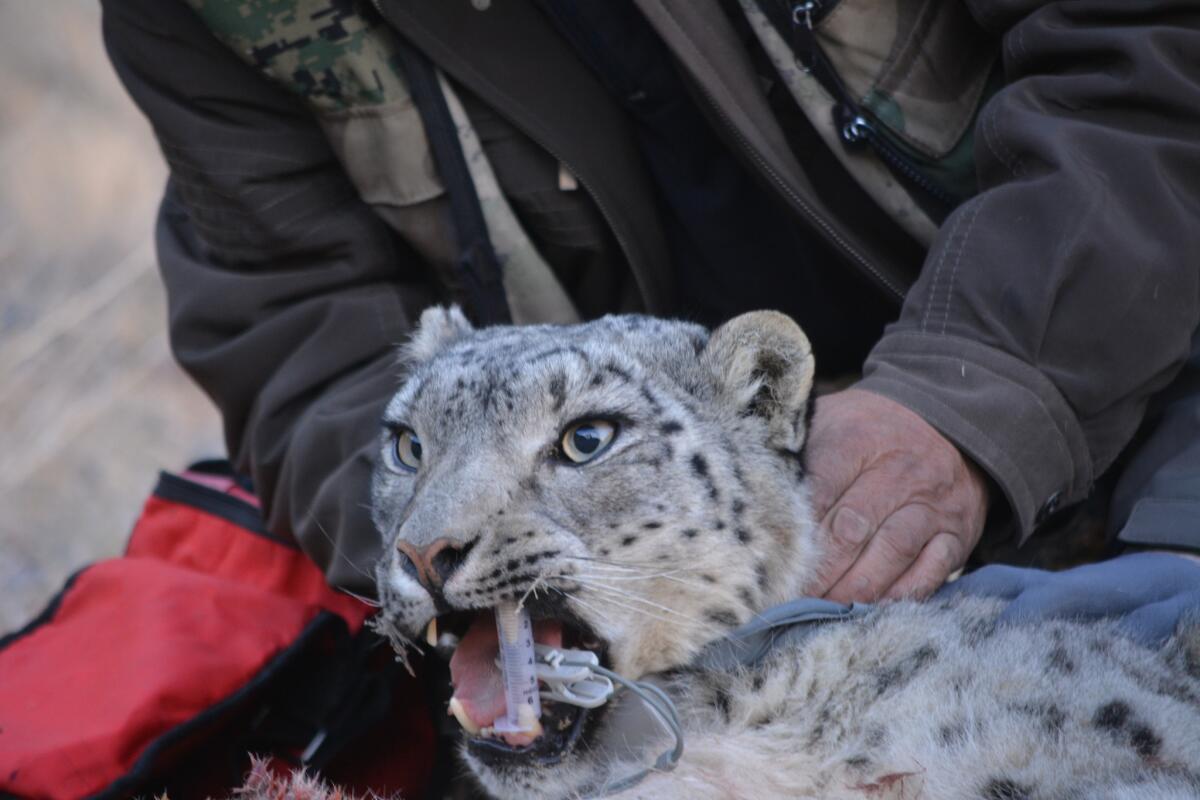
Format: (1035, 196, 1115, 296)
(370, 307, 1200, 800)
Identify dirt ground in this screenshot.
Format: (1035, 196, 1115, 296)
(0, 2, 223, 632)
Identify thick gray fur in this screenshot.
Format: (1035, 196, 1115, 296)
(371, 307, 1200, 800)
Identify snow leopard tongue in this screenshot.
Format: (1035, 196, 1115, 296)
(448, 613, 562, 735)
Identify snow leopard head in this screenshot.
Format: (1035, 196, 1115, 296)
(371, 307, 821, 798)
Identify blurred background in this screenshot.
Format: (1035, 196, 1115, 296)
(0, 2, 223, 631)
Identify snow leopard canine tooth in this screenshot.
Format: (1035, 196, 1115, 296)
(449, 696, 481, 736)
(426, 617, 438, 648)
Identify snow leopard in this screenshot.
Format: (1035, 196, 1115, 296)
(370, 306, 1200, 800)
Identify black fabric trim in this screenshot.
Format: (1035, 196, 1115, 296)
(85, 611, 347, 800)
(0, 568, 87, 649)
(185, 458, 256, 495)
(153, 471, 298, 550)
(392, 36, 512, 326)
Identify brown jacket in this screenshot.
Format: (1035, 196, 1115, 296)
(101, 0, 1200, 592)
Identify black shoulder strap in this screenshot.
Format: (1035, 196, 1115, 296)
(392, 36, 512, 326)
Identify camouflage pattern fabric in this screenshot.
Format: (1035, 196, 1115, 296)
(739, 0, 939, 245)
(815, 0, 996, 160)
(183, 0, 409, 112)
(184, 0, 580, 326)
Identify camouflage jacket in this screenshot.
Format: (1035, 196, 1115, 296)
(102, 0, 1200, 591)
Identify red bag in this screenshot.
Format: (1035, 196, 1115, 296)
(0, 463, 436, 800)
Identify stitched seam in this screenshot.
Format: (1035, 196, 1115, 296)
(921, 207, 968, 333)
(940, 200, 983, 334)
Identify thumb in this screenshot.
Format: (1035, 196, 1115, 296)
(807, 476, 896, 595)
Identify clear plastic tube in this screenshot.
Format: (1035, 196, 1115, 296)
(492, 601, 542, 734)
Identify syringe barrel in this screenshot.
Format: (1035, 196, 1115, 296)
(493, 601, 542, 733)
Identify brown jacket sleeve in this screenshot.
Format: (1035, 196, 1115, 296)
(857, 0, 1200, 540)
(102, 0, 436, 592)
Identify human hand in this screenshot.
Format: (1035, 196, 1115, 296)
(804, 388, 989, 603)
(938, 551, 1200, 647)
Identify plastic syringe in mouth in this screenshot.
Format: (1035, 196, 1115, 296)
(490, 601, 543, 741)
(446, 600, 549, 746)
(447, 603, 681, 775)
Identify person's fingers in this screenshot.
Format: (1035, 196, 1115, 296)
(937, 564, 1049, 602)
(883, 531, 964, 601)
(824, 504, 933, 603)
(807, 474, 902, 596)
(807, 505, 874, 596)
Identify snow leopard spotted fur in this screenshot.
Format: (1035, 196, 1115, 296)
(371, 307, 1200, 800)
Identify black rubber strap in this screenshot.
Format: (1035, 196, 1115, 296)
(392, 37, 512, 326)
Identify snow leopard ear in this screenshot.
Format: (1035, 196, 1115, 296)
(702, 311, 816, 452)
(403, 305, 475, 363)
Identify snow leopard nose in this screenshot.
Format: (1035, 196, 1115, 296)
(396, 537, 477, 590)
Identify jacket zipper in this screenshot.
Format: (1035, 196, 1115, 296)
(372, 0, 905, 303)
(836, 110, 957, 209)
(785, 3, 956, 212)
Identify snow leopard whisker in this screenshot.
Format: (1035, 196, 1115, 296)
(336, 587, 382, 608)
(573, 588, 721, 636)
(517, 571, 552, 610)
(568, 561, 697, 578)
(364, 614, 417, 676)
(569, 577, 744, 646)
(563, 555, 708, 574)
(306, 509, 377, 582)
(541, 584, 691, 632)
(541, 583, 604, 613)
(574, 569, 711, 591)
(565, 576, 725, 635)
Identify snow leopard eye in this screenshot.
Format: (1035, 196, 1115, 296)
(386, 428, 423, 473)
(561, 419, 617, 464)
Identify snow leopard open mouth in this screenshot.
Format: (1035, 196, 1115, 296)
(426, 600, 611, 767)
